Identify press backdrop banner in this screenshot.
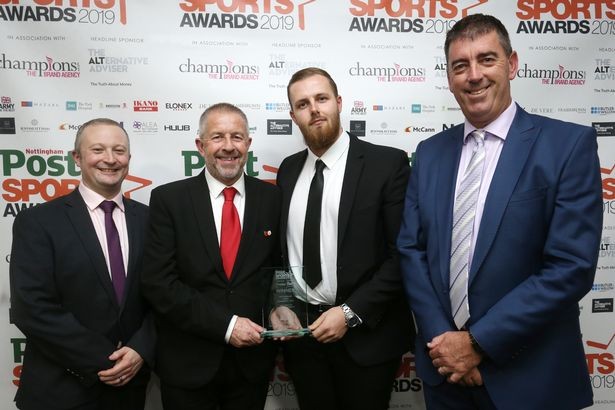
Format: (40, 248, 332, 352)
(1, 1, 615, 409)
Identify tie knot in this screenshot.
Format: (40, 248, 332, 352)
(314, 159, 325, 174)
(471, 130, 485, 147)
(99, 200, 116, 214)
(223, 187, 237, 202)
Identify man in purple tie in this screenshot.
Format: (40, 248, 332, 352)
(9, 118, 154, 410)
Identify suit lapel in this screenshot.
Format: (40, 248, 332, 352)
(469, 107, 538, 283)
(64, 190, 119, 307)
(338, 134, 364, 247)
(230, 176, 259, 282)
(280, 150, 307, 265)
(436, 127, 464, 288)
(188, 172, 226, 280)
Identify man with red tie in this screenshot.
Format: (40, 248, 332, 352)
(141, 103, 281, 410)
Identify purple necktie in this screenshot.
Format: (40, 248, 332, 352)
(99, 200, 126, 303)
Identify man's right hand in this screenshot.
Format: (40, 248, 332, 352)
(229, 317, 264, 348)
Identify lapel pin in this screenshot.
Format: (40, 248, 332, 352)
(264, 230, 272, 237)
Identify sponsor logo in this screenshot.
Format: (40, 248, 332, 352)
(557, 107, 586, 114)
(165, 102, 193, 111)
(369, 122, 398, 136)
(179, 59, 259, 80)
(351, 101, 367, 115)
(0, 53, 80, 78)
(58, 123, 80, 131)
(1, 96, 15, 112)
(98, 102, 128, 109)
(591, 106, 615, 115)
(411, 104, 436, 113)
(265, 102, 291, 112)
(0, 0, 128, 25)
(592, 283, 615, 292)
(404, 125, 436, 134)
(529, 107, 553, 114)
(601, 238, 614, 258)
(349, 62, 426, 82)
(411, 104, 421, 113)
(373, 105, 383, 111)
(516, 0, 615, 34)
(132, 121, 158, 134)
(348, 0, 489, 33)
(349, 120, 366, 137)
(164, 124, 191, 132)
(267, 119, 292, 135)
(592, 298, 614, 313)
(20, 119, 50, 133)
(516, 63, 586, 85)
(133, 100, 158, 112)
(179, 0, 317, 31)
(593, 122, 615, 137)
(65, 101, 92, 111)
(594, 58, 615, 81)
(268, 54, 327, 77)
(88, 49, 148, 73)
(0, 117, 16, 134)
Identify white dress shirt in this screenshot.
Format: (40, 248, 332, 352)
(287, 131, 349, 305)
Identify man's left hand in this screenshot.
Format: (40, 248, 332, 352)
(309, 306, 348, 343)
(428, 331, 482, 383)
(98, 346, 144, 387)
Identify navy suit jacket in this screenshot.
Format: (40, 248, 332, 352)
(398, 106, 602, 410)
(9, 189, 154, 409)
(278, 133, 414, 366)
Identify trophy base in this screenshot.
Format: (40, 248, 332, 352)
(261, 328, 312, 338)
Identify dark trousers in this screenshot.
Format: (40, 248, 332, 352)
(423, 380, 497, 410)
(283, 336, 400, 410)
(16, 384, 146, 410)
(160, 349, 269, 410)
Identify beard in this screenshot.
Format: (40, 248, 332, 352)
(298, 113, 341, 154)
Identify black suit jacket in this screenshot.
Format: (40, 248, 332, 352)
(141, 172, 281, 388)
(9, 189, 154, 409)
(277, 133, 414, 366)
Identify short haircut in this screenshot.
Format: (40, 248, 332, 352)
(286, 67, 338, 106)
(73, 118, 129, 154)
(198, 103, 249, 138)
(444, 13, 513, 62)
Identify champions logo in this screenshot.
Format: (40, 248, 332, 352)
(349, 61, 426, 82)
(178, 0, 316, 31)
(0, 0, 127, 25)
(0, 148, 151, 217)
(516, 63, 586, 85)
(0, 53, 80, 78)
(179, 59, 259, 80)
(516, 0, 615, 34)
(348, 0, 489, 33)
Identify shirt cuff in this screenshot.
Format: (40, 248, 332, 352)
(225, 315, 238, 344)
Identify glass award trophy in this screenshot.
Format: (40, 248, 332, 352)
(261, 266, 311, 338)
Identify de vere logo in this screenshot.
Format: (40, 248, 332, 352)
(1, 149, 151, 217)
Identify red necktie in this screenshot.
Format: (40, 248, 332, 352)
(220, 187, 240, 279)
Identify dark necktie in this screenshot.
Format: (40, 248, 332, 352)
(303, 159, 325, 288)
(220, 187, 241, 279)
(99, 200, 126, 303)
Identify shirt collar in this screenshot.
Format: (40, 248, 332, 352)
(306, 130, 349, 170)
(78, 183, 125, 212)
(204, 167, 246, 199)
(463, 100, 517, 144)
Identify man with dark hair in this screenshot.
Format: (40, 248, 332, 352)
(141, 103, 280, 410)
(398, 14, 602, 409)
(276, 67, 414, 410)
(10, 118, 154, 410)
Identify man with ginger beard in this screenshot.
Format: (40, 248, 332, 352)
(141, 103, 280, 410)
(275, 67, 414, 410)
